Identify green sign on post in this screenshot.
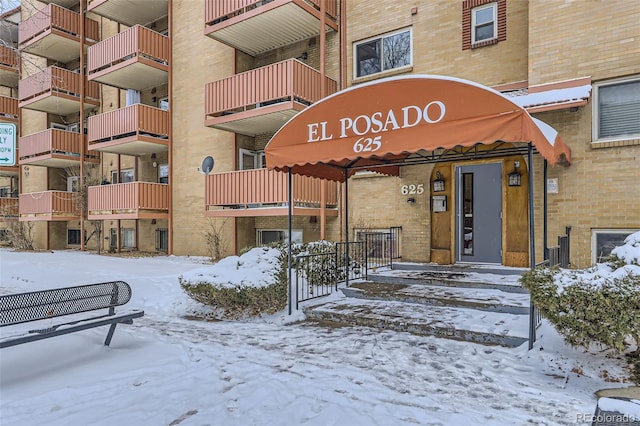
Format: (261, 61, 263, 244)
(0, 122, 16, 167)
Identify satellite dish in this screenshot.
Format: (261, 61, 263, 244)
(201, 156, 214, 175)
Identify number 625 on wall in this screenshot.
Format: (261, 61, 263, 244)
(401, 184, 425, 195)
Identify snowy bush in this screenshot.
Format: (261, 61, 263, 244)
(180, 241, 340, 319)
(521, 231, 640, 353)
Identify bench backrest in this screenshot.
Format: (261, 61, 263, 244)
(0, 281, 133, 327)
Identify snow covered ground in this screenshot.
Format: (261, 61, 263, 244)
(0, 246, 636, 426)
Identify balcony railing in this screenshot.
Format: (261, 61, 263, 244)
(87, 25, 169, 91)
(19, 66, 100, 115)
(204, 0, 338, 56)
(19, 129, 99, 168)
(88, 0, 168, 27)
(19, 191, 79, 221)
(0, 197, 19, 218)
(205, 168, 338, 217)
(88, 182, 170, 220)
(205, 59, 337, 135)
(19, 4, 99, 63)
(0, 96, 19, 122)
(0, 45, 19, 88)
(88, 104, 169, 155)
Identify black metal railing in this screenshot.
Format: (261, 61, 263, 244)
(390, 226, 402, 259)
(546, 226, 571, 268)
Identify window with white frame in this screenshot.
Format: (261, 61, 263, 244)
(257, 229, 302, 245)
(591, 229, 638, 264)
(158, 164, 169, 184)
(593, 76, 640, 141)
(239, 149, 266, 170)
(111, 168, 134, 183)
(472, 3, 497, 44)
(354, 28, 412, 78)
(121, 228, 135, 248)
(67, 176, 79, 192)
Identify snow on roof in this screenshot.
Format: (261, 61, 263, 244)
(507, 85, 592, 110)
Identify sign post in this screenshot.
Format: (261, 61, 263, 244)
(0, 123, 17, 167)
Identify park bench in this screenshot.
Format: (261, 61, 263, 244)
(0, 281, 144, 349)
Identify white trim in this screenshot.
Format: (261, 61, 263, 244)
(353, 27, 413, 79)
(50, 122, 68, 130)
(471, 3, 497, 44)
(592, 75, 640, 143)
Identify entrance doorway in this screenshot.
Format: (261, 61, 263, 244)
(456, 163, 502, 263)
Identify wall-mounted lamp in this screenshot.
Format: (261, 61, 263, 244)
(508, 161, 522, 187)
(432, 171, 445, 192)
(407, 197, 415, 204)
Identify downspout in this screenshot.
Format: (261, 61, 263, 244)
(79, 0, 85, 251)
(527, 143, 536, 350)
(319, 0, 327, 240)
(167, 0, 173, 255)
(344, 168, 349, 287)
(543, 159, 548, 260)
(287, 168, 293, 315)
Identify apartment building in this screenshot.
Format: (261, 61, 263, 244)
(1, 0, 638, 269)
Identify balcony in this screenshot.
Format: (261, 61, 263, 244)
(19, 66, 100, 115)
(88, 0, 168, 27)
(88, 104, 169, 155)
(205, 59, 337, 136)
(205, 168, 338, 217)
(204, 0, 338, 56)
(0, 45, 19, 88)
(0, 197, 19, 219)
(87, 182, 169, 220)
(19, 129, 99, 168)
(18, 4, 99, 63)
(19, 191, 79, 221)
(87, 25, 169, 91)
(0, 96, 18, 123)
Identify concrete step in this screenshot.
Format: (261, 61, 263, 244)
(342, 281, 530, 315)
(367, 270, 529, 294)
(391, 262, 527, 276)
(304, 297, 529, 348)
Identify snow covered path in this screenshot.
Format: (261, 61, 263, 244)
(0, 249, 626, 425)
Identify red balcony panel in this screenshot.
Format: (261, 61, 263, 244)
(204, 0, 337, 56)
(0, 45, 19, 88)
(88, 104, 169, 155)
(205, 59, 337, 136)
(19, 66, 100, 115)
(87, 25, 169, 91)
(0, 96, 19, 123)
(205, 168, 338, 217)
(19, 129, 99, 168)
(19, 4, 99, 63)
(19, 191, 79, 221)
(88, 182, 169, 220)
(0, 197, 19, 218)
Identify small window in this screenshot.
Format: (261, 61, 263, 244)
(121, 228, 135, 248)
(354, 28, 412, 78)
(593, 76, 640, 141)
(158, 96, 169, 111)
(591, 229, 638, 264)
(472, 3, 497, 44)
(67, 176, 79, 192)
(158, 164, 169, 184)
(67, 229, 81, 245)
(0, 187, 10, 197)
(257, 229, 303, 245)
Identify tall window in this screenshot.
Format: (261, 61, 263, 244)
(594, 76, 640, 141)
(239, 149, 266, 170)
(121, 228, 135, 248)
(354, 28, 411, 78)
(158, 164, 169, 184)
(472, 3, 497, 44)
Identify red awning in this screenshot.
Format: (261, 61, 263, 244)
(265, 75, 571, 181)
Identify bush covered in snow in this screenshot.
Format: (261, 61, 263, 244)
(179, 241, 340, 319)
(521, 231, 640, 353)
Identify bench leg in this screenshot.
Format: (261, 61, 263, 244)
(104, 323, 118, 346)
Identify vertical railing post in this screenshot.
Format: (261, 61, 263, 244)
(344, 169, 349, 287)
(287, 168, 293, 315)
(528, 143, 536, 350)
